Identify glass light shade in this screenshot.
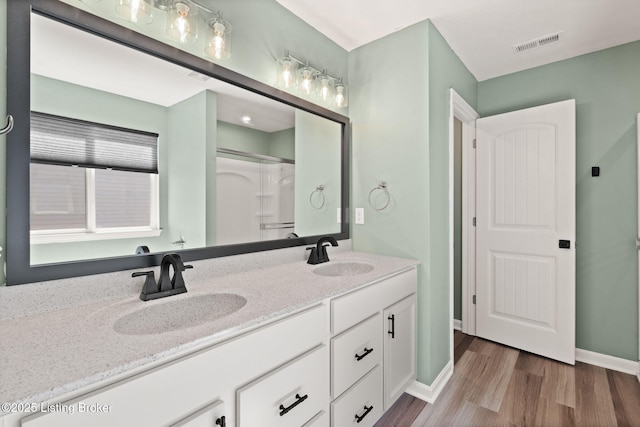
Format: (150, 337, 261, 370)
(315, 73, 335, 106)
(115, 0, 153, 25)
(297, 66, 316, 97)
(277, 57, 298, 89)
(205, 17, 232, 60)
(334, 82, 348, 108)
(166, 1, 198, 44)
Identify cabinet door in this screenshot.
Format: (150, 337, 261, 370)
(383, 294, 416, 410)
(171, 400, 225, 427)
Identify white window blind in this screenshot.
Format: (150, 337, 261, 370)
(30, 111, 158, 173)
(29, 112, 159, 241)
(95, 169, 151, 228)
(30, 163, 86, 231)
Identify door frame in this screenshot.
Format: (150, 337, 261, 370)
(448, 89, 479, 362)
(637, 113, 640, 381)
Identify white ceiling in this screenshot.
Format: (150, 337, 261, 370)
(274, 0, 640, 81)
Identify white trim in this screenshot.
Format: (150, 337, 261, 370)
(637, 113, 640, 384)
(453, 319, 462, 331)
(449, 88, 479, 364)
(405, 361, 453, 404)
(31, 228, 162, 244)
(575, 348, 638, 376)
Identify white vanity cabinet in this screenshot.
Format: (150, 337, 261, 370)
(9, 264, 417, 427)
(18, 304, 329, 427)
(329, 267, 417, 425)
(383, 294, 417, 409)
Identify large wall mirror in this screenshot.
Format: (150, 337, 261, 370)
(6, 0, 350, 285)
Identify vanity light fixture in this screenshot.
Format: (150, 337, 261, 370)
(166, 1, 198, 44)
(276, 51, 348, 109)
(276, 53, 299, 89)
(204, 13, 232, 60)
(297, 63, 316, 97)
(315, 71, 335, 107)
(115, 0, 154, 25)
(114, 0, 233, 58)
(334, 79, 348, 108)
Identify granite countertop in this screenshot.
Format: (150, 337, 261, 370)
(0, 251, 418, 408)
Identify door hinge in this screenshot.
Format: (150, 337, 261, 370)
(473, 139, 476, 148)
(472, 217, 476, 227)
(472, 295, 476, 305)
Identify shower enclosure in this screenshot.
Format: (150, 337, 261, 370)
(216, 148, 295, 246)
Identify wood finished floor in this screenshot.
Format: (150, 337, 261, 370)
(374, 331, 640, 427)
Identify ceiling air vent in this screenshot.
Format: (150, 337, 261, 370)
(514, 31, 563, 53)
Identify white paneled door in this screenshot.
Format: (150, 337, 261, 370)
(476, 100, 576, 364)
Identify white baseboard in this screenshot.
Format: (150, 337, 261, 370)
(453, 319, 462, 331)
(405, 360, 453, 404)
(575, 348, 638, 376)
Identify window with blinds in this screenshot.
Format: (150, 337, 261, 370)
(29, 112, 160, 243)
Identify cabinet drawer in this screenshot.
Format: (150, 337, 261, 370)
(170, 400, 225, 427)
(331, 315, 382, 398)
(331, 365, 382, 427)
(331, 268, 417, 335)
(237, 345, 329, 427)
(303, 410, 328, 426)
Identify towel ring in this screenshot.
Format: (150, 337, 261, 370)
(0, 115, 13, 135)
(310, 185, 325, 210)
(368, 181, 390, 211)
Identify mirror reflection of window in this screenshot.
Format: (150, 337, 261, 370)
(29, 112, 160, 244)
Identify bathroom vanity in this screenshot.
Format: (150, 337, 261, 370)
(0, 251, 418, 427)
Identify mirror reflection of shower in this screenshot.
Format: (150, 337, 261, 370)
(216, 148, 295, 245)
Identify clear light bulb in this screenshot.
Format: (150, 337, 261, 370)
(335, 85, 346, 108)
(282, 60, 293, 88)
(116, 0, 153, 25)
(211, 22, 226, 59)
(166, 2, 196, 44)
(175, 9, 190, 43)
(320, 78, 330, 101)
(300, 68, 313, 96)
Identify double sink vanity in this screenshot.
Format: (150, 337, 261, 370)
(0, 247, 418, 426)
(2, 2, 419, 425)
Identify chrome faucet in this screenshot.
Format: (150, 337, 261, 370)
(307, 236, 338, 265)
(133, 253, 193, 301)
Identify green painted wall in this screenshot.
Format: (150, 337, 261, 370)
(217, 121, 271, 157)
(268, 128, 296, 160)
(167, 91, 213, 250)
(350, 20, 477, 384)
(350, 20, 433, 382)
(427, 22, 478, 381)
(294, 109, 341, 237)
(478, 41, 640, 361)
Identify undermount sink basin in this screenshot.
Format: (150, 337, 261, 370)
(114, 293, 247, 335)
(312, 262, 374, 277)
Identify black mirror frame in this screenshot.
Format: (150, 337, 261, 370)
(6, 0, 350, 285)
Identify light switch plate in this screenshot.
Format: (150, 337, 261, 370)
(355, 208, 364, 224)
(337, 208, 341, 223)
